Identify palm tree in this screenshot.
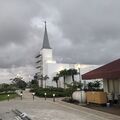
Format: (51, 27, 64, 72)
(40, 75, 44, 88)
(59, 69, 68, 89)
(44, 75, 49, 88)
(40, 75, 49, 88)
(52, 74, 59, 88)
(67, 69, 78, 82)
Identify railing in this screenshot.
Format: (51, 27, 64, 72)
(13, 109, 31, 120)
(36, 60, 41, 63)
(35, 54, 41, 58)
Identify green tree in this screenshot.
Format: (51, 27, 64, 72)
(40, 75, 49, 88)
(0, 83, 11, 93)
(59, 69, 68, 89)
(94, 81, 101, 90)
(10, 77, 27, 90)
(52, 74, 59, 88)
(87, 82, 94, 90)
(44, 75, 49, 88)
(40, 75, 44, 88)
(87, 81, 101, 90)
(31, 79, 38, 85)
(65, 81, 83, 98)
(30, 73, 39, 88)
(34, 73, 39, 80)
(30, 79, 39, 88)
(67, 69, 78, 82)
(69, 81, 83, 90)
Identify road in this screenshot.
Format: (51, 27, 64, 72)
(0, 89, 120, 120)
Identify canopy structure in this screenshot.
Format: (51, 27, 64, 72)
(82, 59, 120, 80)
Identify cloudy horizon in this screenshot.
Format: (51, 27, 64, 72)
(0, 0, 120, 83)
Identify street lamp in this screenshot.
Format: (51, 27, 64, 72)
(76, 64, 83, 103)
(53, 94, 55, 102)
(8, 94, 10, 101)
(32, 93, 35, 100)
(20, 93, 23, 100)
(44, 93, 47, 100)
(28, 75, 32, 82)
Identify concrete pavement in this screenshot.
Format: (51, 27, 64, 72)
(0, 89, 120, 120)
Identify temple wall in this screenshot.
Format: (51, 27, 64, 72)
(43, 63, 100, 88)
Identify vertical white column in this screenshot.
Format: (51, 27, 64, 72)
(103, 79, 109, 93)
(119, 79, 120, 93)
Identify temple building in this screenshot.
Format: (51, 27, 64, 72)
(35, 22, 100, 88)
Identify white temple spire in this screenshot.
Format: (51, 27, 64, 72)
(42, 21, 51, 49)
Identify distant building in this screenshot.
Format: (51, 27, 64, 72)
(35, 22, 100, 88)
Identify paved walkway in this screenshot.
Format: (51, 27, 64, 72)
(0, 90, 120, 120)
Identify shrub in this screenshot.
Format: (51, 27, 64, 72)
(0, 83, 17, 93)
(30, 87, 71, 98)
(87, 81, 102, 91)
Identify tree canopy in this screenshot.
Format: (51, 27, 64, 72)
(10, 77, 27, 90)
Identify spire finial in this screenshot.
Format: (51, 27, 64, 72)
(44, 21, 46, 27)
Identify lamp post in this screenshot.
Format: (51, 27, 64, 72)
(44, 93, 47, 100)
(76, 64, 83, 103)
(32, 93, 35, 100)
(53, 94, 55, 102)
(8, 94, 10, 101)
(20, 93, 23, 100)
(78, 68, 81, 84)
(28, 75, 31, 81)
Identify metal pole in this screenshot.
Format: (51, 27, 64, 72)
(78, 67, 82, 103)
(44, 93, 47, 100)
(32, 93, 35, 101)
(45, 95, 46, 100)
(78, 68, 81, 85)
(20, 94, 22, 100)
(33, 95, 34, 100)
(53, 96, 55, 102)
(8, 95, 9, 101)
(53, 94, 55, 102)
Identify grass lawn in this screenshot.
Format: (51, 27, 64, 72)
(0, 93, 18, 101)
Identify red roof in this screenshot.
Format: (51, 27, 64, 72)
(82, 59, 120, 80)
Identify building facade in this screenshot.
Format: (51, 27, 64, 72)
(35, 22, 100, 88)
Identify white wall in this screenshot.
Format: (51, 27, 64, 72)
(45, 63, 100, 88)
(39, 48, 101, 88)
(46, 63, 74, 87)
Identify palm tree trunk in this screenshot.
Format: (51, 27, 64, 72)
(72, 75, 74, 82)
(64, 76, 65, 89)
(45, 80, 46, 88)
(56, 81, 58, 88)
(41, 79, 43, 88)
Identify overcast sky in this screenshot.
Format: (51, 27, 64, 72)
(0, 0, 120, 82)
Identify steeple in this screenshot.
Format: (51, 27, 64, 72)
(42, 21, 51, 49)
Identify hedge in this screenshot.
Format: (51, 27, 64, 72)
(30, 87, 73, 97)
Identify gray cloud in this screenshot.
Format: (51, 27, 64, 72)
(0, 0, 120, 70)
(53, 0, 120, 64)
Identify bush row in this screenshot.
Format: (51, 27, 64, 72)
(30, 87, 73, 97)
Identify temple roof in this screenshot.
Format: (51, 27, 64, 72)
(82, 58, 120, 80)
(42, 21, 51, 49)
